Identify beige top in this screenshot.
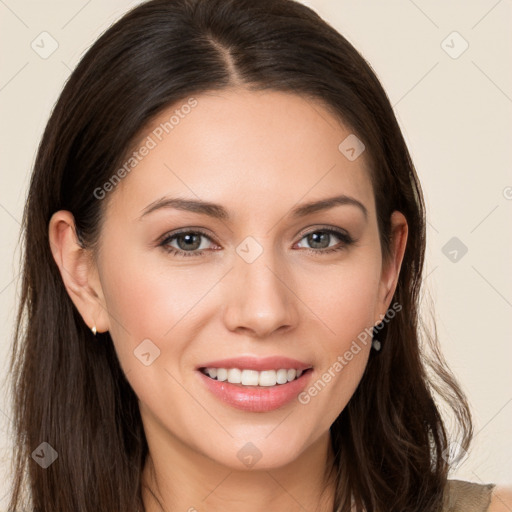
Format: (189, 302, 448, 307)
(443, 479, 496, 512)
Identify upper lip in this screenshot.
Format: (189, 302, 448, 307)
(196, 356, 313, 372)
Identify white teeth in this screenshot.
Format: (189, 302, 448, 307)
(287, 369, 297, 382)
(202, 367, 308, 387)
(216, 368, 228, 382)
(259, 370, 277, 386)
(241, 369, 259, 386)
(206, 368, 217, 379)
(227, 368, 242, 384)
(276, 369, 288, 384)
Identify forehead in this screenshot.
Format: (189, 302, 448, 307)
(106, 88, 375, 223)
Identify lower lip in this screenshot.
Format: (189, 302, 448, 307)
(197, 369, 313, 412)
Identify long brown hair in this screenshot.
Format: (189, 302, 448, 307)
(7, 0, 472, 510)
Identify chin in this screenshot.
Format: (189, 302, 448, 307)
(199, 428, 316, 471)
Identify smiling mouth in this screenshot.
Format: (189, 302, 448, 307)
(198, 367, 313, 388)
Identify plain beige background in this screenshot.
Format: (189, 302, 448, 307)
(0, 0, 511, 507)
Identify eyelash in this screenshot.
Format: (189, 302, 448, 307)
(158, 227, 354, 258)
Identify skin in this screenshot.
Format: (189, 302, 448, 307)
(489, 487, 512, 512)
(49, 88, 409, 512)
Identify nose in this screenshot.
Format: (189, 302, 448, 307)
(222, 245, 299, 338)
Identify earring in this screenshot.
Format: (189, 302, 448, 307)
(371, 323, 382, 351)
(91, 325, 97, 336)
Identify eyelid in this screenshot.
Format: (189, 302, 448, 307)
(157, 226, 217, 244)
(295, 224, 351, 240)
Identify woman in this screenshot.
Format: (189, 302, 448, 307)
(7, 0, 511, 510)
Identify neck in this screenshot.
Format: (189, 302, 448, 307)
(141, 430, 337, 512)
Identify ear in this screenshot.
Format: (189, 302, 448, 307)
(374, 210, 408, 323)
(48, 210, 110, 334)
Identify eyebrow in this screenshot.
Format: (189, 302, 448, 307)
(138, 194, 368, 221)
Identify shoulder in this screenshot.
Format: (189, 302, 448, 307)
(443, 479, 498, 512)
(487, 485, 512, 512)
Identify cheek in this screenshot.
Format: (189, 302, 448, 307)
(293, 254, 380, 417)
(298, 252, 382, 341)
(98, 253, 210, 417)
(99, 245, 220, 369)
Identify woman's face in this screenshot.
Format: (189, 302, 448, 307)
(67, 88, 407, 470)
